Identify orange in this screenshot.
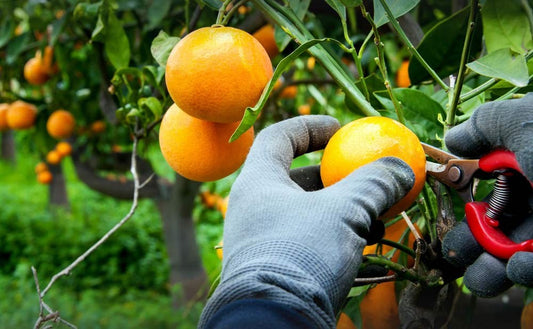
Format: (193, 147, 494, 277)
(396, 60, 411, 88)
(90, 120, 106, 134)
(56, 141, 72, 157)
(252, 24, 279, 59)
(35, 162, 48, 174)
(24, 57, 50, 85)
(165, 26, 273, 123)
(363, 219, 419, 266)
(280, 85, 298, 99)
(46, 150, 62, 165)
(0, 103, 10, 131)
(320, 116, 426, 219)
(298, 104, 311, 115)
(46, 110, 76, 139)
(159, 104, 254, 182)
(37, 170, 53, 184)
(522, 302, 533, 329)
(359, 281, 400, 329)
(336, 312, 357, 329)
(6, 101, 37, 130)
(200, 191, 220, 208)
(307, 56, 316, 70)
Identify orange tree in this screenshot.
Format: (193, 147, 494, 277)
(1, 0, 532, 327)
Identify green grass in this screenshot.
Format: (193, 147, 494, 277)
(0, 145, 223, 328)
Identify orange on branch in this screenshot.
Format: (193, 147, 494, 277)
(37, 170, 53, 184)
(90, 120, 106, 134)
(56, 141, 72, 157)
(336, 312, 357, 329)
(359, 281, 400, 329)
(158, 104, 254, 182)
(298, 104, 311, 115)
(6, 101, 37, 130)
(46, 110, 76, 139)
(252, 24, 279, 59)
(396, 60, 411, 88)
(320, 116, 426, 219)
(35, 162, 48, 174)
(24, 57, 50, 85)
(0, 103, 10, 131)
(46, 150, 62, 165)
(165, 26, 273, 123)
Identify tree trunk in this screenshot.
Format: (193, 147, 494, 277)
(156, 174, 208, 307)
(1, 131, 15, 164)
(49, 163, 70, 209)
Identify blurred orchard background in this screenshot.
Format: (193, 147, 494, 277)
(0, 0, 532, 328)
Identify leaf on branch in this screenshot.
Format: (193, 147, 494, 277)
(230, 38, 339, 142)
(151, 30, 180, 67)
(373, 0, 420, 28)
(482, 0, 533, 54)
(466, 48, 529, 87)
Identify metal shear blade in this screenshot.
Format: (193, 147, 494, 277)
(422, 142, 480, 202)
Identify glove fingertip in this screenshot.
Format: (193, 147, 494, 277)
(442, 221, 484, 268)
(463, 253, 513, 298)
(507, 252, 533, 286)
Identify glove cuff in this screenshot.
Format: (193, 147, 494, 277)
(198, 240, 350, 329)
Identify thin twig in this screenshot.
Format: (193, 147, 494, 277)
(447, 0, 480, 133)
(33, 134, 142, 328)
(353, 274, 397, 285)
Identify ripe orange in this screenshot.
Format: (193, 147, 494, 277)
(24, 57, 50, 85)
(159, 104, 254, 182)
(35, 162, 48, 174)
(522, 302, 533, 329)
(307, 56, 316, 70)
(47, 110, 76, 139)
(396, 60, 411, 88)
(336, 312, 357, 329)
(359, 281, 400, 329)
(37, 170, 53, 184)
(56, 141, 72, 157)
(165, 26, 273, 123)
(6, 100, 37, 130)
(298, 104, 311, 115)
(252, 24, 279, 59)
(90, 120, 106, 134)
(363, 219, 419, 266)
(0, 103, 10, 131)
(280, 85, 298, 99)
(46, 150, 62, 165)
(320, 116, 426, 219)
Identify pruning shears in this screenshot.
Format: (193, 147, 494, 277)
(422, 143, 533, 260)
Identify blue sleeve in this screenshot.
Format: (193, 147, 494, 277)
(204, 299, 317, 329)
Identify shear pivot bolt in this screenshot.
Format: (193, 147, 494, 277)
(449, 166, 462, 183)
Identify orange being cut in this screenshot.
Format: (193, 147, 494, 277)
(158, 104, 254, 182)
(165, 26, 273, 123)
(320, 116, 426, 219)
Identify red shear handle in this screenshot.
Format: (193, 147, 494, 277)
(465, 202, 533, 259)
(479, 149, 523, 174)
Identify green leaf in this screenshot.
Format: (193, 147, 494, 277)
(146, 0, 172, 31)
(202, 0, 223, 10)
(6, 32, 30, 65)
(104, 12, 130, 69)
(373, 0, 419, 28)
(230, 38, 342, 142)
(408, 6, 483, 85)
(0, 19, 15, 48)
(138, 97, 162, 120)
(151, 30, 180, 67)
(91, 11, 106, 41)
(466, 48, 529, 87)
(274, 0, 311, 52)
(482, 0, 533, 54)
(341, 0, 362, 7)
(325, 0, 347, 21)
(431, 85, 485, 120)
(374, 88, 445, 143)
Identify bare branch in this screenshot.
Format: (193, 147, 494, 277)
(33, 134, 143, 328)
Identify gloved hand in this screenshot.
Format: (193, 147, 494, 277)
(442, 93, 533, 297)
(198, 115, 415, 328)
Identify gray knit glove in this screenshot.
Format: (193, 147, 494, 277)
(442, 93, 533, 297)
(198, 115, 415, 328)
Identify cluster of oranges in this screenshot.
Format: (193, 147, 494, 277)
(160, 26, 273, 182)
(35, 141, 72, 185)
(0, 101, 38, 131)
(23, 46, 58, 86)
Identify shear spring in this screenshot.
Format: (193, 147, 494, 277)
(486, 174, 512, 220)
